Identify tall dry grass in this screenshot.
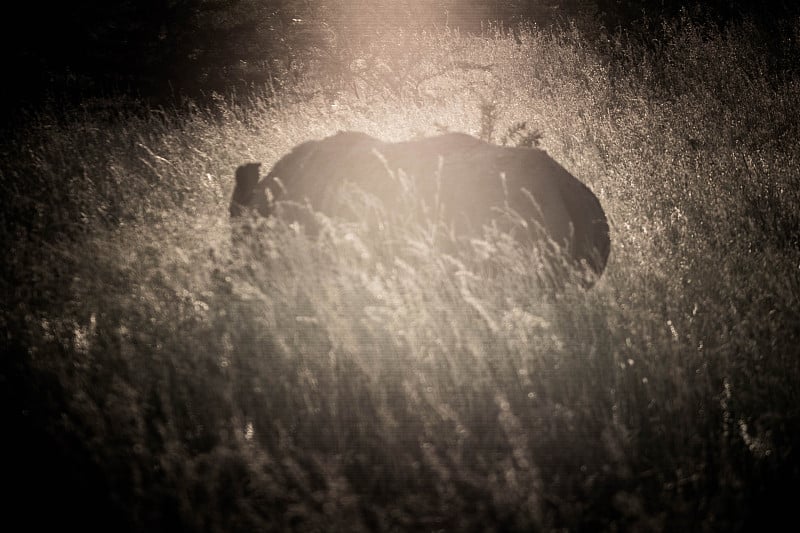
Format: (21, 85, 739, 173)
(3, 18, 799, 532)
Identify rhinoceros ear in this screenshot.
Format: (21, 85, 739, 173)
(235, 163, 261, 190)
(231, 163, 262, 218)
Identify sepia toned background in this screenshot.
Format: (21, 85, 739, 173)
(3, 1, 799, 531)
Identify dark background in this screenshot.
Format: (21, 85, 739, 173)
(3, 0, 798, 117)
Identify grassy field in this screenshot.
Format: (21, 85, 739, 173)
(3, 19, 800, 532)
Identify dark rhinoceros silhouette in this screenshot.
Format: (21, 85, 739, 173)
(231, 131, 610, 285)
